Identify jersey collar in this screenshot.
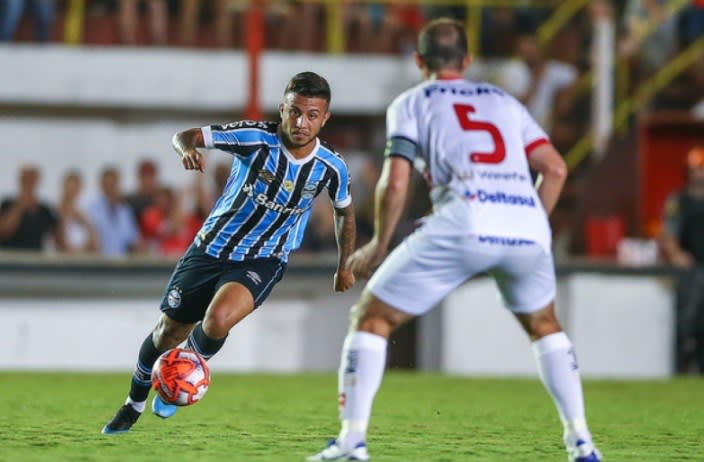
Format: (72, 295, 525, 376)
(280, 137, 319, 165)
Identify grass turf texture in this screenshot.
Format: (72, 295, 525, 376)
(1, 373, 702, 462)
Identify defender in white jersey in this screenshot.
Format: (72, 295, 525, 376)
(308, 18, 601, 462)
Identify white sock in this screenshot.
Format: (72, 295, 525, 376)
(532, 332, 592, 444)
(125, 396, 146, 413)
(337, 331, 387, 449)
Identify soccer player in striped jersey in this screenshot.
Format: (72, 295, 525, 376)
(103, 71, 356, 434)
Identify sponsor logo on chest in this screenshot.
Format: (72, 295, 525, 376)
(463, 189, 536, 207)
(242, 183, 305, 216)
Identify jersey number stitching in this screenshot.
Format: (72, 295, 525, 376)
(453, 103, 506, 165)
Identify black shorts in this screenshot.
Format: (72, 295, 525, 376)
(159, 244, 287, 324)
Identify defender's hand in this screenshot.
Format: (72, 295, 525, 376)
(334, 269, 355, 292)
(347, 239, 388, 279)
(181, 149, 204, 172)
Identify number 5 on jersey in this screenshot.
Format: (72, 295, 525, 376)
(453, 103, 506, 165)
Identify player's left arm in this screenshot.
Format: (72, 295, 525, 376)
(333, 203, 356, 292)
(528, 143, 567, 216)
(327, 159, 356, 292)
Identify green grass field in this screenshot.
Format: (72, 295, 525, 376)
(1, 372, 702, 462)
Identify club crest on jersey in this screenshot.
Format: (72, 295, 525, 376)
(283, 180, 294, 192)
(167, 287, 182, 308)
(301, 183, 318, 199)
(258, 170, 276, 184)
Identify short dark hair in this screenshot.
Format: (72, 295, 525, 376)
(417, 18, 468, 72)
(284, 71, 331, 104)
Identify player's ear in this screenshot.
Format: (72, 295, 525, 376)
(279, 103, 285, 119)
(462, 54, 472, 72)
(322, 111, 331, 127)
(414, 51, 424, 71)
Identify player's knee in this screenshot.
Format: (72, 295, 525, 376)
(357, 306, 402, 338)
(357, 316, 394, 337)
(202, 310, 234, 339)
(523, 310, 562, 340)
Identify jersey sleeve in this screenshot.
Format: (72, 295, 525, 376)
(662, 193, 682, 237)
(201, 120, 270, 157)
(326, 159, 352, 209)
(518, 102, 550, 156)
(385, 94, 419, 163)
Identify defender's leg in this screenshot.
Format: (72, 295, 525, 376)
(515, 304, 600, 461)
(307, 291, 412, 462)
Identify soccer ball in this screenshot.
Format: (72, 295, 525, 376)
(151, 348, 210, 406)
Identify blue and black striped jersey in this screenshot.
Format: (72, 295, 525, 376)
(195, 120, 351, 262)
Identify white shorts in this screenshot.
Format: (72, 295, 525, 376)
(367, 229, 556, 316)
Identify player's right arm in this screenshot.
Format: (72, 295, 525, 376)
(527, 143, 567, 216)
(172, 121, 266, 172)
(348, 93, 415, 278)
(172, 128, 206, 172)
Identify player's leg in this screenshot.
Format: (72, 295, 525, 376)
(307, 292, 412, 462)
(516, 304, 600, 462)
(339, 293, 412, 445)
(102, 315, 194, 433)
(309, 232, 472, 461)
(494, 247, 600, 462)
(186, 257, 287, 361)
(118, 0, 138, 45)
(103, 244, 221, 432)
(146, 0, 167, 45)
(187, 281, 255, 359)
(0, 0, 24, 41)
(150, 281, 259, 419)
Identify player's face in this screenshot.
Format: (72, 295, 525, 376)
(279, 92, 330, 149)
(689, 165, 704, 185)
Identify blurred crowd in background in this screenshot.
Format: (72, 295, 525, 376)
(3, 1, 704, 373)
(2, 0, 704, 259)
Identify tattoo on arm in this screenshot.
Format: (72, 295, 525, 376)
(334, 204, 356, 270)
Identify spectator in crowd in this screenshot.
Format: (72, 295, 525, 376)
(267, 0, 321, 51)
(140, 185, 200, 256)
(681, 1, 704, 46)
(179, 0, 243, 48)
(57, 170, 99, 254)
(498, 34, 577, 132)
(0, 0, 55, 42)
(619, 0, 679, 79)
(0, 165, 62, 251)
(659, 146, 704, 373)
(87, 167, 143, 257)
(127, 159, 160, 223)
(119, 0, 168, 46)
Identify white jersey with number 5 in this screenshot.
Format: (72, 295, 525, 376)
(387, 79, 552, 252)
